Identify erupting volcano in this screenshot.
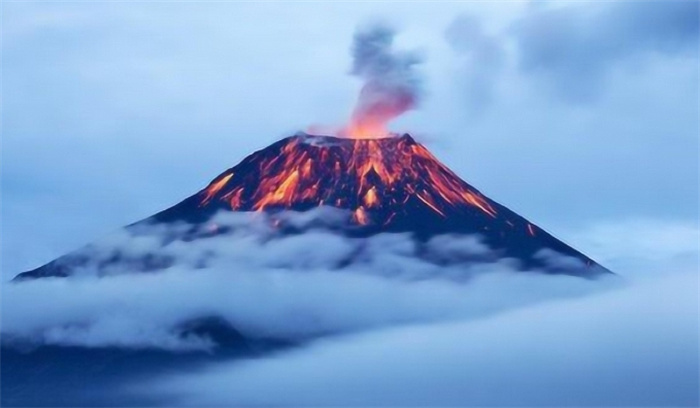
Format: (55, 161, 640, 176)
(15, 131, 610, 281)
(12, 24, 610, 281)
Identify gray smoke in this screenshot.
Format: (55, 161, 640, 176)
(345, 23, 424, 137)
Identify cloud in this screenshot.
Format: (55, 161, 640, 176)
(2, 213, 696, 405)
(444, 14, 506, 111)
(141, 267, 699, 407)
(4, 2, 698, 283)
(1, 211, 616, 351)
(510, 1, 699, 102)
(445, 2, 699, 106)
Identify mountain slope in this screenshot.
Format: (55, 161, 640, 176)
(14, 133, 610, 280)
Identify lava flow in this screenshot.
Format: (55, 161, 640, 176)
(14, 132, 611, 281)
(11, 26, 611, 283)
(144, 130, 605, 274)
(196, 133, 498, 227)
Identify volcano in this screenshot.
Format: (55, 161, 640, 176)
(14, 132, 610, 280)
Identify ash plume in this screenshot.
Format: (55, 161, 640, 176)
(343, 23, 424, 138)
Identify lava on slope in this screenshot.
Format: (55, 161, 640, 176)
(191, 133, 498, 224)
(13, 132, 610, 281)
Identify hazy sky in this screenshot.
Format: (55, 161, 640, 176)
(2, 1, 698, 278)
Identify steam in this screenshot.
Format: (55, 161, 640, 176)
(342, 23, 424, 138)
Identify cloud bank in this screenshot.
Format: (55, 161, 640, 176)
(2, 211, 696, 407)
(2, 210, 616, 351)
(144, 267, 698, 407)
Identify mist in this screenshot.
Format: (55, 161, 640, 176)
(143, 267, 698, 407)
(4, 212, 696, 406)
(2, 210, 616, 351)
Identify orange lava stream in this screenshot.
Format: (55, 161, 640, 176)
(198, 136, 500, 225)
(200, 173, 233, 206)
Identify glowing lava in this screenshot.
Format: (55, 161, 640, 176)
(197, 133, 504, 229)
(13, 132, 612, 281)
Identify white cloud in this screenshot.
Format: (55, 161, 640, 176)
(142, 267, 698, 407)
(1, 211, 617, 351)
(6, 214, 696, 354)
(2, 212, 696, 405)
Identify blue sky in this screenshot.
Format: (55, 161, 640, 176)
(2, 1, 698, 278)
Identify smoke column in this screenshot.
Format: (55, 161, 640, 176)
(343, 23, 424, 139)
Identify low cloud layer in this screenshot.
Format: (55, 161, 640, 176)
(2, 213, 697, 406)
(144, 267, 698, 407)
(2, 210, 615, 351)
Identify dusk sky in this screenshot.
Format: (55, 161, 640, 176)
(3, 1, 697, 279)
(2, 2, 699, 406)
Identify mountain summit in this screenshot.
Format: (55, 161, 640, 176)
(14, 133, 610, 280)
